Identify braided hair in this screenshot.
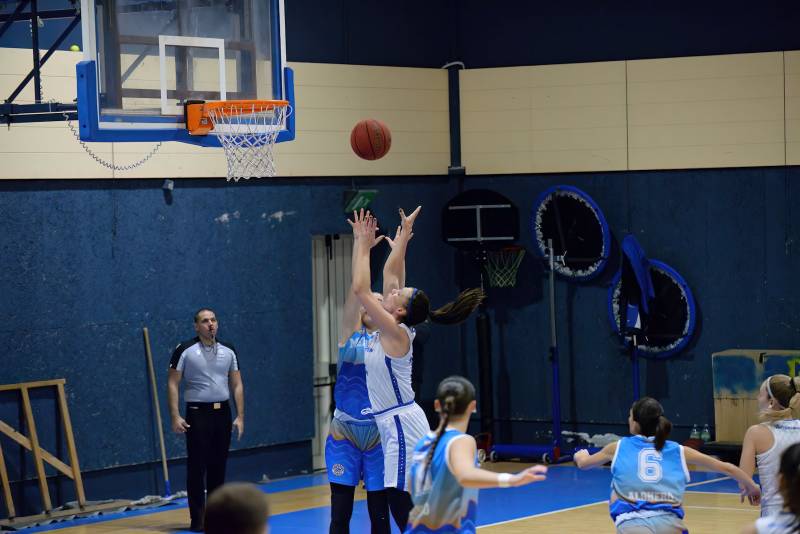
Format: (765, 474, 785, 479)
(631, 397, 672, 451)
(422, 376, 476, 484)
(403, 288, 485, 327)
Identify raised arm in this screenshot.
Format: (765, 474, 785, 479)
(573, 442, 617, 469)
(339, 216, 365, 345)
(448, 435, 547, 489)
(382, 206, 420, 296)
(684, 446, 761, 504)
(349, 210, 409, 356)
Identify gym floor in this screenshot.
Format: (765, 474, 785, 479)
(18, 463, 758, 533)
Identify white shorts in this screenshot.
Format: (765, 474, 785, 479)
(374, 403, 430, 490)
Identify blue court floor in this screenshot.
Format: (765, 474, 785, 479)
(20, 466, 744, 533)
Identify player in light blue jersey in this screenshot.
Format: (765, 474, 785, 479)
(326, 216, 390, 534)
(405, 376, 547, 533)
(743, 442, 800, 534)
(575, 397, 760, 534)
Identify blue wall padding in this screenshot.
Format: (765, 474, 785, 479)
(712, 356, 758, 395)
(0, 177, 456, 476)
(421, 167, 800, 441)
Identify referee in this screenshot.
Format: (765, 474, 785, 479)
(168, 308, 244, 532)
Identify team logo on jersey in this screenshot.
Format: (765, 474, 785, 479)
(332, 463, 345, 476)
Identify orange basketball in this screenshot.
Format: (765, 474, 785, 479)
(350, 119, 391, 160)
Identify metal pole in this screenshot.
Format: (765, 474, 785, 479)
(547, 239, 562, 456)
(30, 0, 41, 102)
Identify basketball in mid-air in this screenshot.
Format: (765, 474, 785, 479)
(350, 119, 391, 160)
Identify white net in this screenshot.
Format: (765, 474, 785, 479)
(206, 101, 291, 181)
(484, 247, 525, 288)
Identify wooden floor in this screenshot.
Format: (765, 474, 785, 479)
(480, 491, 758, 533)
(14, 464, 761, 533)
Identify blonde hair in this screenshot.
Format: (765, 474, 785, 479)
(760, 374, 800, 422)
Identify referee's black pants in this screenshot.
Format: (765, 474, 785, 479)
(185, 401, 232, 527)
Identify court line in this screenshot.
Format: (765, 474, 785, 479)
(479, 474, 734, 528)
(480, 500, 609, 528)
(685, 505, 755, 512)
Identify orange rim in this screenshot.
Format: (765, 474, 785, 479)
(186, 99, 289, 136)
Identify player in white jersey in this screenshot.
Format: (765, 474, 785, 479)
(743, 443, 800, 534)
(406, 376, 547, 533)
(348, 208, 484, 530)
(740, 375, 800, 517)
(575, 397, 759, 534)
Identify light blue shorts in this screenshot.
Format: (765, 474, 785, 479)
(325, 417, 384, 491)
(617, 513, 688, 534)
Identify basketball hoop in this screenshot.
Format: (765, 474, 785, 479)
(185, 100, 291, 181)
(484, 246, 525, 288)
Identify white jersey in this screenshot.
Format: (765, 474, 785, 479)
(364, 323, 417, 416)
(755, 512, 799, 533)
(757, 420, 800, 516)
(364, 322, 430, 489)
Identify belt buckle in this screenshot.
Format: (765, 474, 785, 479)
(213, 402, 221, 410)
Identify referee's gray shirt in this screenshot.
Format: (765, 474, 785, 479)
(169, 337, 240, 403)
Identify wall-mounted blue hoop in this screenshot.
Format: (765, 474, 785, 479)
(607, 259, 697, 359)
(530, 185, 611, 281)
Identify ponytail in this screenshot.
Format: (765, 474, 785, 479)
(404, 288, 485, 327)
(423, 396, 454, 483)
(761, 375, 800, 422)
(422, 376, 476, 484)
(631, 397, 672, 451)
(653, 415, 672, 452)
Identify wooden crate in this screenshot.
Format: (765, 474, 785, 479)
(712, 349, 800, 443)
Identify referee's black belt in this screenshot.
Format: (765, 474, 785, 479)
(186, 400, 230, 411)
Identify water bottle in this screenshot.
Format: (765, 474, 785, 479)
(690, 425, 700, 440)
(700, 424, 711, 442)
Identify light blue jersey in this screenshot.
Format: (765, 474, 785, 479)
(610, 436, 690, 524)
(334, 329, 375, 422)
(405, 429, 478, 533)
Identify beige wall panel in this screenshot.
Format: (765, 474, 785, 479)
(0, 153, 113, 179)
(631, 121, 784, 147)
(461, 61, 627, 174)
(296, 109, 448, 133)
(628, 52, 785, 170)
(460, 88, 530, 112)
(297, 85, 446, 112)
(459, 151, 534, 175)
(462, 131, 533, 154)
(116, 152, 227, 179)
(461, 110, 532, 132)
(628, 99, 784, 126)
(292, 63, 446, 90)
(531, 105, 627, 130)
(1, 51, 450, 178)
(276, 152, 448, 177)
(629, 144, 785, 170)
(532, 127, 627, 152)
(531, 148, 628, 173)
(786, 51, 800, 165)
(628, 52, 784, 82)
(0, 123, 95, 153)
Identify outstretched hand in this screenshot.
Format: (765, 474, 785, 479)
(740, 480, 761, 505)
(511, 465, 548, 487)
(385, 205, 421, 248)
(348, 208, 384, 249)
(400, 205, 421, 233)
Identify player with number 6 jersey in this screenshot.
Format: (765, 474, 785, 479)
(574, 397, 760, 534)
